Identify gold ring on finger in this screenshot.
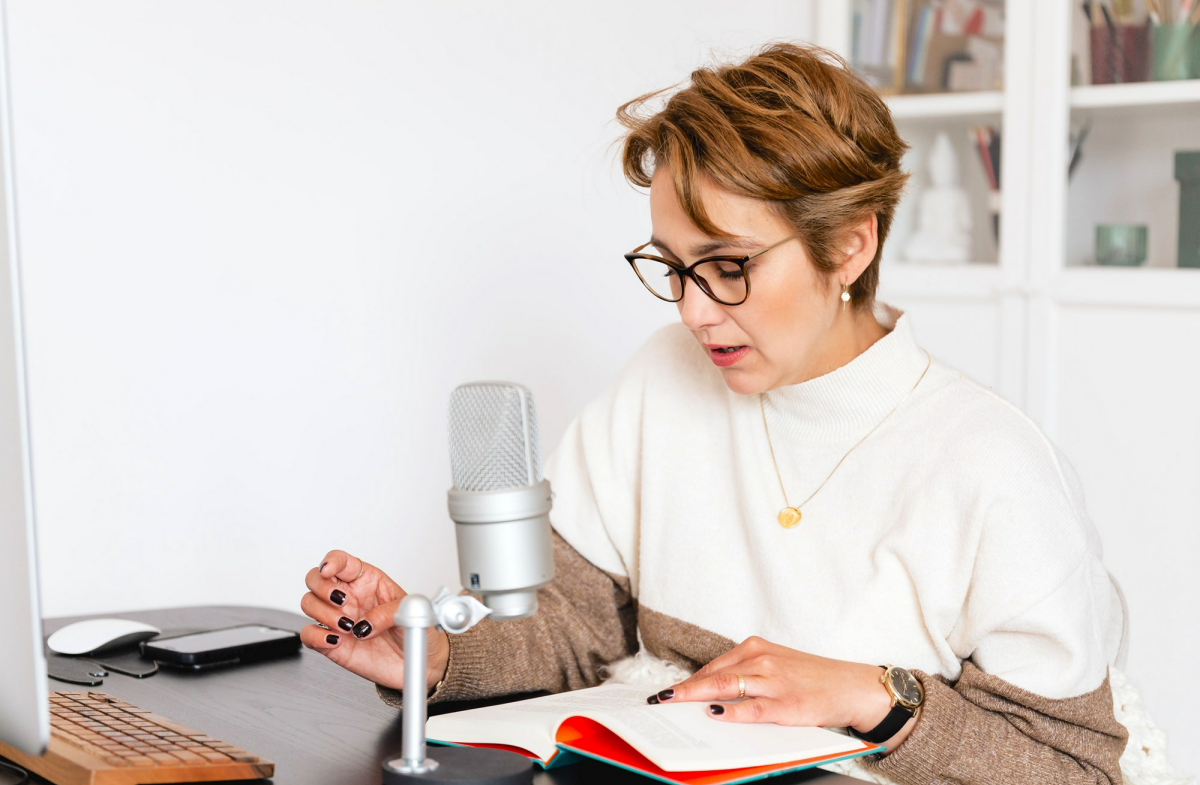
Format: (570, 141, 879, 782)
(737, 674, 746, 699)
(353, 561, 365, 582)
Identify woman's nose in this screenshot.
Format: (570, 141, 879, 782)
(676, 280, 726, 330)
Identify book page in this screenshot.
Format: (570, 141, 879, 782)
(426, 683, 870, 772)
(582, 696, 870, 771)
(425, 697, 569, 762)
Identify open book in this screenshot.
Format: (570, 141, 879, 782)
(426, 683, 882, 785)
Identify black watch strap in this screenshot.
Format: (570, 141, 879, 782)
(849, 702, 913, 745)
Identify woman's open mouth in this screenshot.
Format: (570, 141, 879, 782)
(707, 345, 750, 367)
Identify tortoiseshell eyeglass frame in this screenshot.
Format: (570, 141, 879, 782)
(623, 233, 801, 306)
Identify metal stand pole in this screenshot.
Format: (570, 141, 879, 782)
(385, 595, 438, 776)
(381, 591, 533, 785)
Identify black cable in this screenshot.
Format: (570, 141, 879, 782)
(0, 759, 28, 785)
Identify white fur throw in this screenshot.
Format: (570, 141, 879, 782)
(599, 650, 1194, 785)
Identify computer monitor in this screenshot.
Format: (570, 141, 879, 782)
(0, 0, 51, 761)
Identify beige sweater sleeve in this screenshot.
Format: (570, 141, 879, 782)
(865, 660, 1128, 785)
(376, 529, 638, 709)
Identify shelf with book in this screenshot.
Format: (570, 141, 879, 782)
(831, 1, 1010, 276)
(847, 0, 1005, 95)
(883, 117, 1003, 270)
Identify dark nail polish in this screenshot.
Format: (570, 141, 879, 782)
(709, 704, 724, 715)
(352, 620, 372, 639)
(319, 560, 328, 574)
(325, 634, 339, 645)
(330, 589, 346, 605)
(646, 695, 659, 705)
(657, 689, 674, 701)
(337, 616, 354, 631)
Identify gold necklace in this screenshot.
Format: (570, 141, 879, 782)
(759, 348, 932, 529)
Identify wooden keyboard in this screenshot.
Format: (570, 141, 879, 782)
(0, 691, 273, 785)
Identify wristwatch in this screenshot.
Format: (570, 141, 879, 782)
(847, 664, 924, 744)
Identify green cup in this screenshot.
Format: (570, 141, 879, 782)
(1153, 24, 1200, 81)
(1095, 224, 1148, 266)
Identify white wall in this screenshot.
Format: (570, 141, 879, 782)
(10, 2, 1192, 773)
(8, 1, 816, 617)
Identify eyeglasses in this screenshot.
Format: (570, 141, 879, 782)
(624, 233, 800, 306)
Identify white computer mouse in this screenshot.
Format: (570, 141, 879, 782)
(47, 618, 162, 656)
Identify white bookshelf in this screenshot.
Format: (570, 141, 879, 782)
(818, 0, 1200, 307)
(816, 3, 1200, 773)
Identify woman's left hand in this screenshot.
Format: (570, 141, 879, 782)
(646, 636, 895, 737)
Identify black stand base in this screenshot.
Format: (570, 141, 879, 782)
(381, 746, 534, 785)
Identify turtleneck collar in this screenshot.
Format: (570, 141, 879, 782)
(759, 301, 930, 444)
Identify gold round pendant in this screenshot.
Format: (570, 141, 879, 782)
(777, 507, 802, 529)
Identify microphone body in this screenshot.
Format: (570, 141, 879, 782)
(447, 382, 554, 620)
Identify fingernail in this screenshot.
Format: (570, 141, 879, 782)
(325, 634, 339, 645)
(709, 704, 724, 715)
(330, 589, 346, 605)
(657, 689, 674, 701)
(337, 616, 354, 632)
(352, 620, 372, 639)
(646, 695, 659, 705)
(319, 561, 328, 575)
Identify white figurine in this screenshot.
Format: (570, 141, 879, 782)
(903, 131, 972, 264)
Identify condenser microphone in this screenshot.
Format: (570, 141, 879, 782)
(446, 382, 554, 620)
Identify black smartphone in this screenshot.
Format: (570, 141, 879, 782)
(139, 624, 300, 670)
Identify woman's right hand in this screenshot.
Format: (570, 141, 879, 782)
(300, 550, 449, 693)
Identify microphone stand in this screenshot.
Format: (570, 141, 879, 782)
(381, 589, 534, 785)
(385, 382, 553, 784)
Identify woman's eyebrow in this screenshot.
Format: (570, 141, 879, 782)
(649, 236, 762, 257)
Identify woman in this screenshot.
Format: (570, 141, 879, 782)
(300, 43, 1128, 782)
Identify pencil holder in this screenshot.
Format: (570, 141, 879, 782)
(1089, 24, 1152, 84)
(1153, 24, 1200, 81)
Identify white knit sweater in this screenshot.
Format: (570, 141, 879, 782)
(544, 301, 1124, 702)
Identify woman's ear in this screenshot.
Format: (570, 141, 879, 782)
(839, 213, 879, 286)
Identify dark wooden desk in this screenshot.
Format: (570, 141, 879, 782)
(18, 606, 861, 784)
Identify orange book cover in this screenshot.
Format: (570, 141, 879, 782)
(553, 717, 881, 785)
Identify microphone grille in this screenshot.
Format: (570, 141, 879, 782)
(448, 382, 541, 491)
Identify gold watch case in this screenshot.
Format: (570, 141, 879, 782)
(880, 663, 924, 710)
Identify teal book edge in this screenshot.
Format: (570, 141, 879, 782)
(430, 736, 882, 780)
(552, 742, 884, 785)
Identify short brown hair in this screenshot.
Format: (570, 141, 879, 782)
(616, 41, 909, 312)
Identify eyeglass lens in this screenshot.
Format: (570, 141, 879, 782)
(631, 256, 746, 304)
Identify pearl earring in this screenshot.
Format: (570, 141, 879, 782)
(841, 284, 851, 313)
